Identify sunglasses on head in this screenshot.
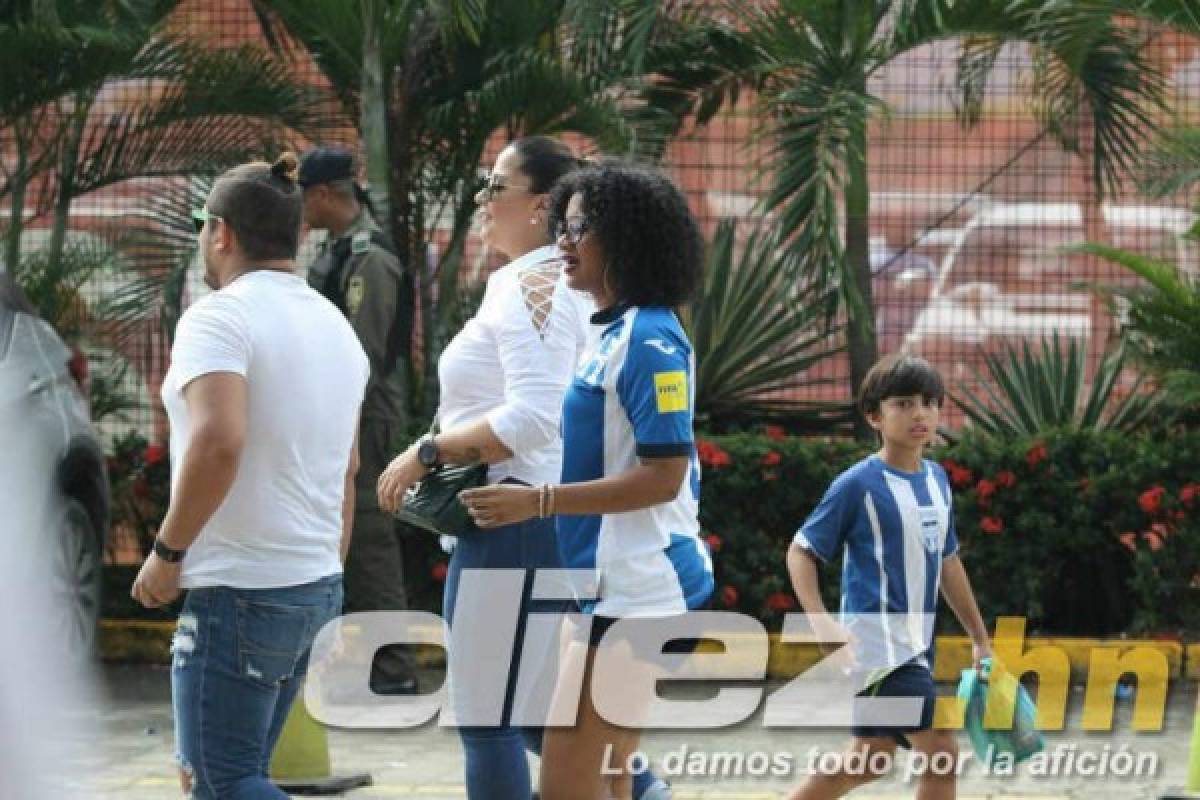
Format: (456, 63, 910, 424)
(478, 173, 532, 203)
(191, 208, 222, 234)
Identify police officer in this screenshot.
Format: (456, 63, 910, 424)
(299, 147, 418, 693)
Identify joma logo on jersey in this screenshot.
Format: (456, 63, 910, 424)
(654, 371, 688, 413)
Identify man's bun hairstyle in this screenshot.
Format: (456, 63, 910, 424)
(207, 152, 304, 261)
(271, 152, 300, 183)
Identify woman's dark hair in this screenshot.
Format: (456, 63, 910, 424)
(547, 161, 702, 307)
(207, 152, 303, 261)
(511, 136, 581, 194)
(858, 353, 945, 415)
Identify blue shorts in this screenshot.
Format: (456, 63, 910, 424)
(852, 662, 938, 747)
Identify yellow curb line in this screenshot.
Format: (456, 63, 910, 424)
(1188, 645, 1200, 681)
(101, 619, 1189, 683)
(705, 633, 1186, 682)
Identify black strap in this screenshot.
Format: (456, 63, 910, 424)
(322, 229, 415, 373)
(322, 230, 401, 310)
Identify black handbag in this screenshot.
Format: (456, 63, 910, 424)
(393, 422, 488, 536)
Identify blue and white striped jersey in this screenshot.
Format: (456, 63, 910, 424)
(794, 455, 959, 667)
(558, 304, 713, 618)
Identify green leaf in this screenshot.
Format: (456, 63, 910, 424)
(950, 332, 1163, 438)
(685, 219, 849, 428)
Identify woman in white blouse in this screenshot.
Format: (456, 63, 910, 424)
(376, 137, 606, 800)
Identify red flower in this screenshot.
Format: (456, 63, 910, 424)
(1181, 483, 1200, 508)
(144, 443, 166, 466)
(980, 516, 1004, 535)
(1142, 531, 1164, 552)
(704, 533, 722, 553)
(765, 591, 797, 612)
(995, 470, 1016, 489)
(1151, 522, 1172, 539)
(941, 459, 973, 489)
(431, 562, 449, 583)
(720, 585, 739, 607)
(761, 451, 782, 467)
(1138, 486, 1166, 515)
(697, 439, 733, 469)
(1078, 478, 1091, 493)
(975, 479, 996, 505)
(1026, 442, 1047, 468)
(1119, 532, 1137, 552)
(764, 425, 788, 442)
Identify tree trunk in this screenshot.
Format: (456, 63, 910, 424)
(1075, 102, 1114, 380)
(360, 0, 391, 225)
(386, 22, 432, 417)
(5, 127, 28, 277)
(844, 80, 878, 441)
(360, 0, 412, 424)
(46, 92, 90, 276)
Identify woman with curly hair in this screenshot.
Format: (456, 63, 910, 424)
(461, 162, 713, 800)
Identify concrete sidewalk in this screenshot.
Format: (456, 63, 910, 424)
(87, 664, 1197, 799)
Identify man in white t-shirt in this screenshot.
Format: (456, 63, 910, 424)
(131, 154, 368, 800)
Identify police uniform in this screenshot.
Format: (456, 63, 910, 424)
(301, 148, 417, 691)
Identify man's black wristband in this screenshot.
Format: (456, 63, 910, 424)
(153, 537, 188, 563)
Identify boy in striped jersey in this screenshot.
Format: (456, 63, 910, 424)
(785, 354, 992, 800)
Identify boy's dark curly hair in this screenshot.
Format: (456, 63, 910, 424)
(547, 161, 702, 307)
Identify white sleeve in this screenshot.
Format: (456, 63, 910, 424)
(484, 265, 579, 454)
(170, 296, 252, 390)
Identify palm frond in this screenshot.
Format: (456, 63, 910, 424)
(97, 177, 209, 348)
(61, 42, 336, 201)
(15, 234, 122, 340)
(1074, 241, 1200, 403)
(1138, 126, 1200, 199)
(686, 219, 848, 426)
(1013, 0, 1165, 198)
(1133, 0, 1200, 37)
(438, 50, 631, 150)
(951, 333, 1163, 437)
(251, 0, 367, 121)
(0, 12, 150, 120)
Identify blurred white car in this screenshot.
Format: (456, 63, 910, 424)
(0, 270, 109, 657)
(906, 202, 1198, 347)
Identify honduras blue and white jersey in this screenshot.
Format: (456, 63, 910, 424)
(793, 455, 958, 668)
(558, 304, 714, 618)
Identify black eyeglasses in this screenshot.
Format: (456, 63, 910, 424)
(478, 173, 531, 203)
(554, 217, 591, 245)
(191, 208, 222, 234)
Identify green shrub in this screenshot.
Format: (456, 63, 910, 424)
(697, 428, 1200, 637)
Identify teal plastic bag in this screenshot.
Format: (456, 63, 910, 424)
(957, 657, 1044, 766)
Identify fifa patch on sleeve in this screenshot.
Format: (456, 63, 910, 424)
(653, 371, 688, 413)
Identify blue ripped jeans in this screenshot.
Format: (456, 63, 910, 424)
(171, 574, 343, 799)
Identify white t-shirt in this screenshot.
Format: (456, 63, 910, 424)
(438, 245, 592, 486)
(161, 270, 369, 589)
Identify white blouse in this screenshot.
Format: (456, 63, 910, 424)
(437, 245, 591, 486)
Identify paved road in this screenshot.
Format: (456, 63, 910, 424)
(83, 665, 1197, 799)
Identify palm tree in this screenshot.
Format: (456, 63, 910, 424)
(1, 0, 335, 327)
(722, 0, 1162, 438)
(252, 0, 724, 416)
